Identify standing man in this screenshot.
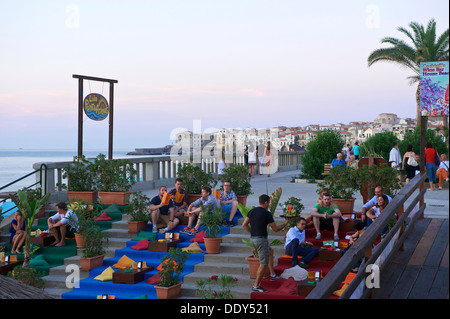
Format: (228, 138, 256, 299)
(389, 142, 402, 169)
(353, 141, 360, 160)
(242, 194, 289, 293)
(149, 186, 179, 233)
(284, 217, 319, 269)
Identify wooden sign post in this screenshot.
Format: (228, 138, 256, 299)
(73, 74, 118, 159)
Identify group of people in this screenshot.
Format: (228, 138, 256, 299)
(330, 141, 360, 169)
(242, 141, 273, 178)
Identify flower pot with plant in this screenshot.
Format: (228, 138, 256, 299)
(279, 196, 304, 231)
(316, 166, 359, 214)
(79, 224, 109, 271)
(200, 206, 225, 254)
(196, 274, 238, 299)
(92, 154, 137, 205)
(60, 155, 98, 204)
(125, 191, 150, 233)
(155, 247, 190, 299)
(176, 162, 217, 204)
(217, 163, 253, 206)
(20, 187, 47, 218)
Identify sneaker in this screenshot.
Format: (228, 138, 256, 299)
(334, 233, 339, 241)
(188, 228, 198, 235)
(315, 233, 321, 240)
(152, 226, 158, 233)
(180, 227, 191, 234)
(270, 274, 280, 281)
(251, 286, 268, 293)
(439, 186, 443, 190)
(299, 262, 310, 269)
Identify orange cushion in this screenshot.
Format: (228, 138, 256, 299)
(342, 272, 357, 284)
(156, 259, 179, 271)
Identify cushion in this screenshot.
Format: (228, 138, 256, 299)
(131, 239, 149, 250)
(156, 259, 178, 271)
(280, 265, 308, 281)
(342, 272, 357, 284)
(93, 212, 113, 221)
(94, 267, 115, 281)
(104, 203, 122, 214)
(112, 255, 135, 269)
(145, 273, 160, 285)
(181, 242, 204, 253)
(189, 230, 206, 243)
(132, 231, 156, 242)
(29, 255, 49, 267)
(276, 277, 298, 295)
(333, 283, 349, 297)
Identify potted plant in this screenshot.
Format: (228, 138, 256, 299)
(79, 224, 109, 271)
(217, 163, 253, 206)
(60, 155, 98, 204)
(196, 274, 238, 299)
(279, 196, 304, 231)
(67, 200, 99, 248)
(125, 191, 150, 233)
(316, 166, 359, 214)
(91, 154, 137, 205)
(154, 248, 190, 299)
(20, 187, 47, 218)
(9, 189, 50, 268)
(200, 206, 225, 254)
(176, 162, 217, 204)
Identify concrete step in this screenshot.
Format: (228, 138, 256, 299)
(180, 281, 251, 299)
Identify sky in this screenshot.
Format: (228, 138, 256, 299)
(0, 0, 449, 151)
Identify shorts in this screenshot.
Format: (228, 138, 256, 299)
(221, 203, 232, 214)
(319, 217, 334, 231)
(56, 225, 76, 239)
(250, 236, 271, 266)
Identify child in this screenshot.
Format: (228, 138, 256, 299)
(343, 219, 365, 272)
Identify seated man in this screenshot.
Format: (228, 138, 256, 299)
(361, 186, 392, 226)
(436, 154, 449, 190)
(220, 180, 239, 227)
(180, 186, 220, 235)
(331, 153, 346, 169)
(284, 217, 318, 269)
(149, 186, 180, 233)
(48, 202, 78, 247)
(168, 178, 188, 217)
(310, 193, 342, 240)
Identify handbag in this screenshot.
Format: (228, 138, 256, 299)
(407, 155, 418, 167)
(435, 151, 440, 166)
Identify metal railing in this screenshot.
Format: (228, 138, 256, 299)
(306, 171, 427, 299)
(0, 163, 48, 218)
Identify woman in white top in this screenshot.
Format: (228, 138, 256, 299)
(247, 144, 257, 178)
(263, 141, 272, 177)
(366, 194, 389, 228)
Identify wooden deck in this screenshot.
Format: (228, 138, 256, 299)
(373, 218, 449, 299)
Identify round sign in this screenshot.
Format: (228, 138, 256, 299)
(83, 93, 109, 121)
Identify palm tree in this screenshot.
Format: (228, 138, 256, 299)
(368, 19, 449, 123)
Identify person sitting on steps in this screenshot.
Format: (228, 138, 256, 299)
(284, 217, 318, 269)
(309, 193, 342, 241)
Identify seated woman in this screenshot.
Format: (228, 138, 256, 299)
(365, 194, 389, 234)
(10, 210, 26, 254)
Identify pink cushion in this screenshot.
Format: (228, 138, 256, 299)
(93, 212, 113, 221)
(131, 239, 149, 250)
(190, 230, 206, 243)
(145, 273, 160, 285)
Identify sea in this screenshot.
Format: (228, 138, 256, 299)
(0, 149, 148, 192)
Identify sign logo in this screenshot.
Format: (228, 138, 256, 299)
(83, 93, 109, 121)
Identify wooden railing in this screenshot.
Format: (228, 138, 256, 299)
(306, 172, 428, 299)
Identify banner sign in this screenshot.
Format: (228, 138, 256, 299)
(420, 61, 449, 116)
(83, 93, 109, 121)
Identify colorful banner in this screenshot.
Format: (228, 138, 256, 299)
(420, 61, 449, 116)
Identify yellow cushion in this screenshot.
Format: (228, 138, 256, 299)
(94, 267, 115, 281)
(333, 283, 349, 297)
(181, 242, 204, 253)
(112, 255, 135, 269)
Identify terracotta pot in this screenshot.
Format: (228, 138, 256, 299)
(74, 232, 85, 248)
(98, 191, 131, 205)
(66, 191, 98, 204)
(236, 195, 248, 207)
(155, 282, 182, 299)
(332, 198, 356, 215)
(127, 220, 148, 233)
(245, 255, 272, 279)
(203, 237, 222, 254)
(186, 193, 202, 205)
(79, 254, 104, 271)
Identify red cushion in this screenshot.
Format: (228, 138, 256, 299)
(145, 273, 160, 285)
(190, 230, 206, 243)
(276, 277, 298, 295)
(131, 239, 149, 250)
(93, 212, 113, 221)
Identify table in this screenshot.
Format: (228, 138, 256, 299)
(112, 267, 154, 284)
(148, 238, 184, 252)
(30, 235, 55, 247)
(318, 248, 342, 261)
(297, 279, 320, 296)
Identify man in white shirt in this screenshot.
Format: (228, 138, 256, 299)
(361, 186, 392, 226)
(284, 217, 319, 269)
(47, 202, 78, 247)
(436, 153, 449, 190)
(389, 142, 402, 169)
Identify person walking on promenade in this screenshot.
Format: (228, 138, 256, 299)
(436, 153, 449, 190)
(263, 142, 272, 177)
(425, 142, 439, 191)
(242, 194, 289, 293)
(353, 141, 360, 160)
(389, 142, 402, 169)
(402, 144, 418, 184)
